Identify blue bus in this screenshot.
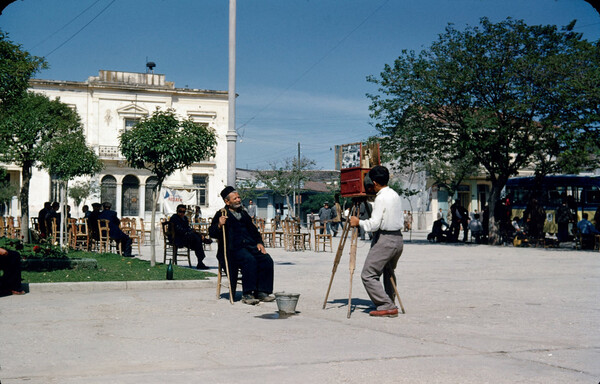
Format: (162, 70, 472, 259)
(505, 175, 600, 234)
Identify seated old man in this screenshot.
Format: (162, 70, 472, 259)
(98, 202, 133, 257)
(169, 204, 211, 270)
(209, 186, 275, 305)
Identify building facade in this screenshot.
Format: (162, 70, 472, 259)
(3, 69, 231, 219)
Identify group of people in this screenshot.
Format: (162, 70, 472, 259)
(429, 201, 486, 244)
(210, 165, 405, 317)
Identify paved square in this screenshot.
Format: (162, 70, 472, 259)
(1, 231, 598, 383)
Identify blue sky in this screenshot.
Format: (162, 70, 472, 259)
(1, 0, 599, 170)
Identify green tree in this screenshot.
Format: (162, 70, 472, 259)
(256, 156, 315, 219)
(0, 30, 46, 107)
(0, 92, 92, 242)
(236, 178, 264, 203)
(42, 130, 103, 245)
(367, 18, 600, 244)
(120, 108, 217, 266)
(68, 180, 98, 213)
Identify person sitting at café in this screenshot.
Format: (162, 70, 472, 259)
(576, 213, 600, 250)
(98, 202, 132, 257)
(87, 203, 102, 243)
(0, 247, 25, 296)
(37, 201, 51, 238)
(209, 186, 275, 305)
(45, 202, 61, 237)
(169, 204, 211, 270)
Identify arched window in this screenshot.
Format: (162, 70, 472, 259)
(100, 175, 117, 208)
(145, 176, 159, 212)
(122, 175, 140, 217)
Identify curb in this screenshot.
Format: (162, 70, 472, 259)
(26, 278, 217, 293)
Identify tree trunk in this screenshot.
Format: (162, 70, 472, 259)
(285, 194, 292, 219)
(19, 162, 32, 243)
(149, 183, 161, 267)
(487, 185, 502, 245)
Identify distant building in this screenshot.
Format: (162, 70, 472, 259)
(2, 69, 231, 219)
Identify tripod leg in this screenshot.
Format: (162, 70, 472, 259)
(323, 205, 358, 309)
(389, 275, 405, 314)
(347, 225, 359, 319)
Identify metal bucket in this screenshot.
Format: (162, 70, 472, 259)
(274, 292, 300, 314)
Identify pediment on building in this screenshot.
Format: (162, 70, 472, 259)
(117, 104, 149, 117)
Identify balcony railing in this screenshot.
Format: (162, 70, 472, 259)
(98, 145, 122, 159)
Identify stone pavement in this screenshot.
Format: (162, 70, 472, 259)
(0, 230, 598, 383)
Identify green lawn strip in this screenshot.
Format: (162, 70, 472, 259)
(22, 251, 215, 283)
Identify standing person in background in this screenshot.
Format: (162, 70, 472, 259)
(318, 202, 334, 235)
(350, 165, 404, 318)
(556, 200, 571, 243)
(332, 195, 342, 237)
(246, 199, 257, 222)
(450, 200, 469, 242)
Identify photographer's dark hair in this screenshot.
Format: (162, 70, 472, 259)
(368, 165, 389, 186)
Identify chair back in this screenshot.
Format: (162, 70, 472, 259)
(161, 221, 174, 245)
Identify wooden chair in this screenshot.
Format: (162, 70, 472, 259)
(98, 219, 121, 255)
(161, 221, 191, 266)
(282, 219, 306, 251)
(313, 223, 333, 252)
(69, 218, 89, 250)
(258, 219, 275, 247)
(6, 216, 16, 239)
(49, 218, 58, 244)
(139, 218, 153, 245)
(0, 217, 6, 237)
(271, 218, 284, 247)
(121, 218, 141, 255)
(216, 258, 242, 304)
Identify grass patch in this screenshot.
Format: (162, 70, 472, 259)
(22, 250, 215, 283)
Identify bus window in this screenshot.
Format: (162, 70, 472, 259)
(585, 187, 600, 204)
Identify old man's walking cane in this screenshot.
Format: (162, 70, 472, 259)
(219, 208, 234, 304)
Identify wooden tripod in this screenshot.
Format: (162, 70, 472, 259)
(322, 203, 359, 318)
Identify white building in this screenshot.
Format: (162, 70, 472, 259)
(3, 69, 231, 220)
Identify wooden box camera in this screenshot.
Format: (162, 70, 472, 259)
(337, 142, 380, 198)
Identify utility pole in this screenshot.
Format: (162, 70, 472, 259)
(227, 0, 237, 187)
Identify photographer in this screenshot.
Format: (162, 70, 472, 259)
(350, 165, 403, 318)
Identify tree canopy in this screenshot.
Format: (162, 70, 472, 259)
(0, 91, 99, 241)
(256, 156, 315, 218)
(120, 108, 217, 265)
(0, 30, 47, 107)
(367, 17, 600, 243)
